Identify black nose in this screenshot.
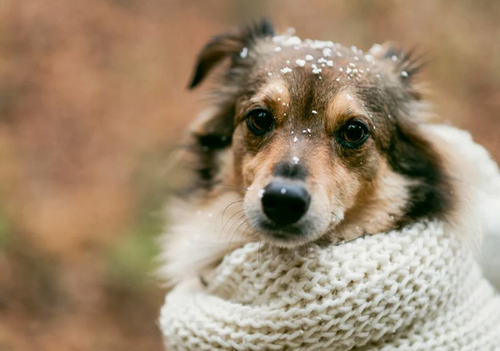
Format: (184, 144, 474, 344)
(261, 181, 311, 226)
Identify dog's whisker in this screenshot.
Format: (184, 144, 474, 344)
(241, 223, 254, 240)
(220, 200, 245, 226)
(233, 217, 250, 242)
(227, 216, 253, 249)
(224, 214, 247, 244)
(222, 214, 244, 242)
(219, 209, 245, 240)
(162, 22, 464, 295)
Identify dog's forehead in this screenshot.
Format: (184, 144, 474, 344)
(246, 36, 387, 105)
(264, 38, 369, 64)
(259, 38, 378, 75)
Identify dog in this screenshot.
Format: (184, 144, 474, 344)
(160, 19, 476, 287)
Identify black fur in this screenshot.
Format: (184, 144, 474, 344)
(193, 101, 235, 150)
(386, 123, 453, 226)
(356, 49, 451, 225)
(381, 45, 424, 78)
(185, 21, 452, 226)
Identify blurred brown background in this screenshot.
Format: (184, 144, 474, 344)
(0, 0, 499, 350)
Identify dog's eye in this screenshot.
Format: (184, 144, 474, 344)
(341, 121, 369, 146)
(246, 109, 274, 135)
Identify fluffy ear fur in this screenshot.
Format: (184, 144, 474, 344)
(188, 18, 274, 88)
(369, 42, 424, 100)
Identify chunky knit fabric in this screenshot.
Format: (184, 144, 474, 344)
(159, 126, 500, 351)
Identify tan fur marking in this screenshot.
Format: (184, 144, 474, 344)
(241, 80, 290, 125)
(334, 160, 412, 241)
(326, 90, 368, 131)
(162, 27, 461, 286)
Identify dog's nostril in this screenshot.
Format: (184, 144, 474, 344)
(261, 182, 311, 226)
(291, 201, 307, 214)
(265, 197, 277, 208)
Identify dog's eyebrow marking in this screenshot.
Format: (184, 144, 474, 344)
(248, 80, 290, 124)
(326, 90, 367, 129)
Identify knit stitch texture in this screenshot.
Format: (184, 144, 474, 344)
(159, 126, 500, 351)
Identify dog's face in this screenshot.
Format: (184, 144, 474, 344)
(188, 20, 452, 248)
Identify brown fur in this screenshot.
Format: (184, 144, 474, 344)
(160, 20, 458, 286)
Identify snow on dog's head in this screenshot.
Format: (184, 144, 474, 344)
(158, 20, 470, 286)
(186, 19, 453, 248)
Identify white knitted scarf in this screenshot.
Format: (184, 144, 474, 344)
(160, 126, 500, 351)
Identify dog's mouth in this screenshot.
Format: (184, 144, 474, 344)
(244, 178, 335, 248)
(259, 221, 306, 241)
(251, 221, 315, 247)
(249, 217, 332, 248)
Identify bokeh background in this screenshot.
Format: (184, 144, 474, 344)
(0, 0, 499, 350)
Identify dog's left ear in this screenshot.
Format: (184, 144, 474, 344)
(188, 18, 274, 89)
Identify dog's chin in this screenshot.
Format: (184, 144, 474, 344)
(249, 217, 330, 249)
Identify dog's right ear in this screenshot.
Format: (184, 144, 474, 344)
(188, 18, 274, 89)
(368, 42, 425, 100)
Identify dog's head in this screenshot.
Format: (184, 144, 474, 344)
(187, 19, 452, 248)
